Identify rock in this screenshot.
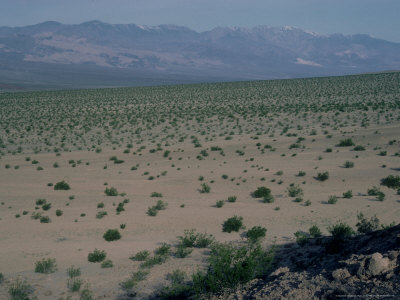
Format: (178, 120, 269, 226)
(366, 252, 390, 276)
(388, 250, 399, 261)
(271, 267, 289, 277)
(332, 268, 351, 281)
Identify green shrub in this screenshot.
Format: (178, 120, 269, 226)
(178, 229, 197, 248)
(147, 206, 158, 216)
(158, 270, 192, 299)
(39, 216, 51, 223)
(245, 226, 267, 244)
(367, 186, 381, 196)
(54, 180, 70, 190)
(140, 255, 168, 269)
(96, 211, 107, 219)
(328, 222, 355, 241)
(337, 138, 355, 147)
(222, 216, 244, 233)
(376, 191, 385, 201)
(67, 266, 81, 278)
(215, 200, 224, 208)
(178, 229, 215, 249)
(55, 209, 63, 216)
(342, 190, 353, 198)
(88, 249, 106, 262)
(155, 200, 168, 210)
(103, 229, 121, 241)
(8, 278, 33, 300)
(151, 192, 163, 197)
(253, 187, 272, 198)
(174, 245, 193, 258)
(42, 203, 51, 211)
(35, 198, 46, 206)
(104, 187, 118, 196)
(192, 242, 273, 295)
(67, 277, 83, 292)
(343, 161, 354, 168)
(287, 184, 303, 197)
(116, 202, 125, 213)
(101, 260, 113, 268)
(316, 172, 329, 181)
(80, 284, 94, 300)
(381, 175, 400, 189)
(353, 145, 366, 151)
(120, 270, 148, 292)
(154, 243, 171, 257)
(0, 272, 3, 284)
(262, 193, 275, 203)
(130, 250, 150, 261)
(200, 183, 211, 193)
(309, 225, 322, 238)
(227, 196, 237, 203)
(356, 213, 380, 234)
(31, 212, 42, 220)
(35, 258, 57, 273)
(294, 231, 309, 246)
(297, 171, 306, 177)
(327, 195, 338, 204)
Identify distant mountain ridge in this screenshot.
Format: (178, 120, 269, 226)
(1, 20, 400, 90)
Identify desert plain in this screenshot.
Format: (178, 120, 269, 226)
(0, 72, 399, 299)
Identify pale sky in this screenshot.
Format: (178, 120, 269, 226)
(1, 0, 399, 42)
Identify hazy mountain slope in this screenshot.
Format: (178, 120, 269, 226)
(1, 21, 400, 90)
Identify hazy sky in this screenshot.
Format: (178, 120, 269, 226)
(1, 0, 399, 42)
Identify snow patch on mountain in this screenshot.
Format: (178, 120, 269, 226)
(296, 58, 322, 67)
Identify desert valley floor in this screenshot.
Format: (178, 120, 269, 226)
(0, 72, 399, 299)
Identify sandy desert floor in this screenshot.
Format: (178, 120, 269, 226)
(0, 73, 399, 299)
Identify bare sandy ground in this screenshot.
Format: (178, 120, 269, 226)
(0, 122, 399, 298)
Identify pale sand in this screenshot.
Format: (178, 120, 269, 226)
(0, 122, 399, 298)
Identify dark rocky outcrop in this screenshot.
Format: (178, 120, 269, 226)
(210, 225, 400, 299)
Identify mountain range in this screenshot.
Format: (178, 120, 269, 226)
(1, 20, 400, 90)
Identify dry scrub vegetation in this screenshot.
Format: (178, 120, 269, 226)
(0, 72, 399, 298)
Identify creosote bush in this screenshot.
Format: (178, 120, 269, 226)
(8, 278, 33, 300)
(342, 190, 353, 198)
(327, 195, 338, 204)
(67, 266, 81, 278)
(309, 225, 322, 238)
(192, 242, 274, 295)
(287, 184, 303, 197)
(328, 222, 355, 241)
(343, 161, 354, 168)
(381, 175, 400, 189)
(337, 138, 355, 147)
(103, 229, 121, 241)
(54, 180, 70, 190)
(245, 226, 267, 244)
(177, 229, 215, 248)
(88, 249, 106, 262)
(104, 187, 118, 196)
(316, 172, 329, 181)
(227, 196, 237, 203)
(35, 258, 57, 274)
(356, 213, 380, 234)
(199, 183, 211, 193)
(215, 200, 224, 208)
(130, 250, 150, 261)
(120, 270, 149, 293)
(222, 216, 244, 233)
